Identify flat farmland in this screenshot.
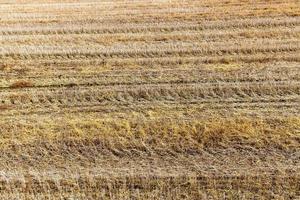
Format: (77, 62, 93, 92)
(0, 0, 299, 199)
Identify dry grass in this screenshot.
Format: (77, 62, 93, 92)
(9, 80, 33, 88)
(0, 0, 299, 199)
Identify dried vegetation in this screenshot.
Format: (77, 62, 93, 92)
(0, 0, 299, 199)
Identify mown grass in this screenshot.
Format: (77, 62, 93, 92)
(0, 113, 299, 199)
(0, 174, 298, 199)
(1, 0, 299, 199)
(0, 115, 298, 153)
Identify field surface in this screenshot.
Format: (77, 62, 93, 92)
(0, 0, 299, 199)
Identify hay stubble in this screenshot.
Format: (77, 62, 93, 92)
(0, 0, 299, 199)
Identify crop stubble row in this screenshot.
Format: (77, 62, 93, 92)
(0, 0, 299, 199)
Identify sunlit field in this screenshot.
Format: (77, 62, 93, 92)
(0, 0, 299, 199)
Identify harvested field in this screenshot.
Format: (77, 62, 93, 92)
(0, 0, 299, 199)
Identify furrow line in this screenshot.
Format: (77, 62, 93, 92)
(2, 65, 300, 82)
(0, 82, 298, 109)
(1, 17, 299, 36)
(0, 44, 298, 60)
(2, 53, 298, 75)
(1, 99, 299, 117)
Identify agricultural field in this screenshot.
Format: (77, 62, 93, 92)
(0, 0, 299, 199)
